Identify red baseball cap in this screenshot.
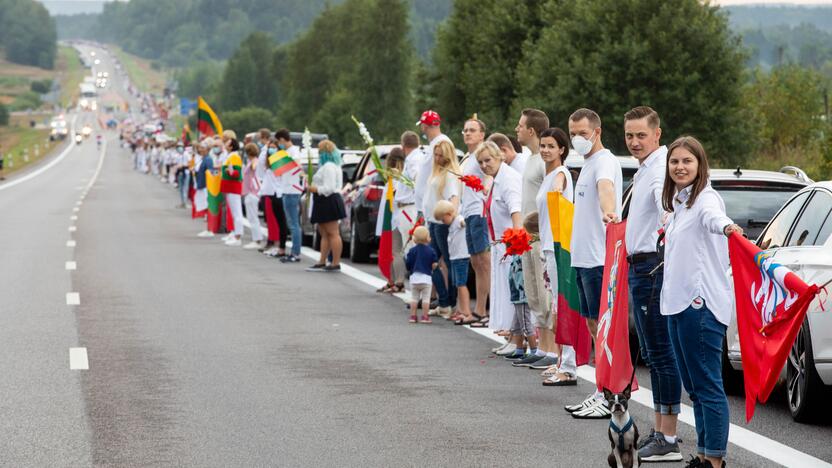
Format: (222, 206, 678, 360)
(416, 110, 441, 127)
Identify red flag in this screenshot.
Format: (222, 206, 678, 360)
(728, 233, 820, 421)
(595, 221, 638, 393)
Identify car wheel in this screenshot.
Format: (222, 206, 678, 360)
(721, 337, 744, 396)
(349, 220, 370, 263)
(787, 319, 827, 422)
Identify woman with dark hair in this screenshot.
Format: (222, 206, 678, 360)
(306, 140, 347, 272)
(661, 136, 742, 468)
(377, 147, 407, 292)
(536, 127, 579, 385)
(220, 136, 244, 246)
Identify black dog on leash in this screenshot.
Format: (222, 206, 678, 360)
(604, 385, 640, 468)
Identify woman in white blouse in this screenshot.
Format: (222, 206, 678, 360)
(307, 140, 347, 272)
(423, 140, 462, 318)
(476, 141, 522, 332)
(660, 136, 742, 468)
(536, 128, 578, 386)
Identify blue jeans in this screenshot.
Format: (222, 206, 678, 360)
(282, 194, 302, 256)
(575, 265, 604, 319)
(668, 302, 729, 458)
(177, 170, 190, 206)
(429, 222, 456, 308)
(629, 258, 681, 415)
(450, 258, 470, 287)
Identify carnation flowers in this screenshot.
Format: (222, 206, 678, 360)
(459, 174, 485, 192)
(497, 227, 535, 259)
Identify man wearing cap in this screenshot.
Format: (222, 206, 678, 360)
(413, 110, 452, 221)
(413, 110, 453, 313)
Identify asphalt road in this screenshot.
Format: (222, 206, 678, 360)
(0, 45, 831, 468)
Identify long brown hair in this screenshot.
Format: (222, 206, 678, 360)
(661, 136, 710, 212)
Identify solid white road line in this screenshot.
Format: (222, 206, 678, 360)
(289, 241, 830, 468)
(65, 261, 76, 271)
(69, 347, 89, 370)
(66, 240, 76, 247)
(0, 115, 78, 192)
(66, 292, 80, 305)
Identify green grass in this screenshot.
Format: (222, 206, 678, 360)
(0, 117, 58, 175)
(57, 45, 84, 108)
(111, 46, 167, 94)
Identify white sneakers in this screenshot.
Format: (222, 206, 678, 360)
(224, 237, 242, 247)
(243, 241, 262, 250)
(495, 343, 518, 356)
(197, 230, 215, 238)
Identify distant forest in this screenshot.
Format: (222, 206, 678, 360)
(725, 5, 832, 69)
(54, 0, 451, 64)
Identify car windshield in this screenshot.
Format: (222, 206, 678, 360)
(715, 186, 800, 227)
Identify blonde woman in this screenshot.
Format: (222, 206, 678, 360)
(475, 142, 522, 340)
(422, 140, 462, 318)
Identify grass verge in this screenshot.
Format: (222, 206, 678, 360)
(111, 46, 167, 94)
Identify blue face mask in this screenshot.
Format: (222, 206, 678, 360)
(176, 147, 184, 153)
(268, 147, 277, 155)
(278, 144, 286, 150)
(211, 147, 221, 155)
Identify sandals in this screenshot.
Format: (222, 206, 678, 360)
(542, 372, 578, 387)
(454, 314, 482, 326)
(468, 316, 490, 328)
(377, 283, 395, 293)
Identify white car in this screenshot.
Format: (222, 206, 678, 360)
(725, 182, 832, 422)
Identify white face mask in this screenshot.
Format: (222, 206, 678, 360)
(571, 131, 596, 157)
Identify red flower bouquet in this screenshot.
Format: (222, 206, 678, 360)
(459, 175, 485, 193)
(499, 228, 534, 258)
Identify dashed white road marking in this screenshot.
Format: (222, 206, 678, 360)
(290, 243, 830, 468)
(69, 348, 88, 370)
(73, 207, 80, 212)
(76, 201, 82, 206)
(66, 292, 80, 305)
(70, 215, 78, 221)
(68, 226, 77, 232)
(65, 261, 76, 271)
(66, 240, 76, 247)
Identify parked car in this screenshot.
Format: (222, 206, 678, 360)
(725, 182, 832, 422)
(290, 131, 328, 148)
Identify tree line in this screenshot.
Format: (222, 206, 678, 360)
(0, 0, 56, 69)
(157, 0, 832, 177)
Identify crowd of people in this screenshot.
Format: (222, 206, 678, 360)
(127, 105, 741, 468)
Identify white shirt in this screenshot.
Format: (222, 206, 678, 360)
(661, 185, 734, 325)
(536, 165, 574, 253)
(424, 172, 460, 223)
(414, 134, 452, 214)
(459, 154, 488, 218)
(395, 147, 424, 205)
(508, 151, 528, 175)
(487, 163, 522, 241)
(448, 215, 470, 260)
(521, 153, 545, 216)
(312, 162, 343, 196)
(257, 146, 278, 197)
(625, 146, 667, 255)
(278, 145, 304, 196)
(570, 148, 623, 268)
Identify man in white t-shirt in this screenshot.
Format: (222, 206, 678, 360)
(413, 110, 452, 219)
(395, 131, 423, 254)
(514, 108, 555, 366)
(488, 132, 528, 175)
(566, 108, 622, 419)
(459, 116, 490, 323)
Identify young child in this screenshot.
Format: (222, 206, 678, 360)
(405, 226, 438, 324)
(434, 200, 474, 323)
(504, 215, 540, 363)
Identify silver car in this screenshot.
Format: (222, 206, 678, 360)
(725, 181, 832, 422)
